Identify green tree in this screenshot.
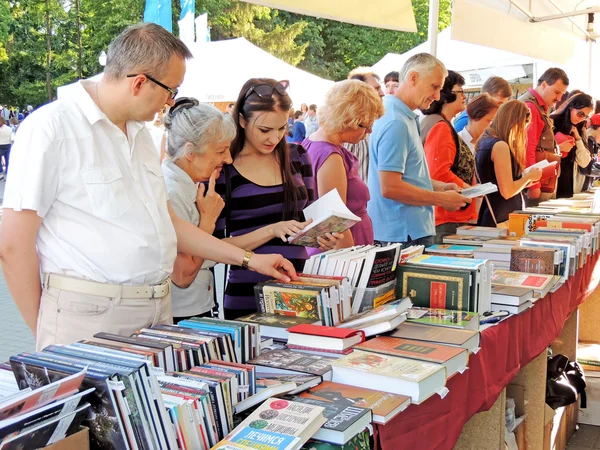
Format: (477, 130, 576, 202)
(197, 0, 308, 65)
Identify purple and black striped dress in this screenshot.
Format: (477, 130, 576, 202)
(214, 144, 315, 312)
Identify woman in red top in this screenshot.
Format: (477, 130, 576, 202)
(420, 71, 477, 243)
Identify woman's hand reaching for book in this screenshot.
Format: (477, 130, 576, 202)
(271, 219, 313, 242)
(247, 253, 298, 282)
(316, 232, 343, 251)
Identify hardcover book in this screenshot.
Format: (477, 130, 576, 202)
(510, 247, 557, 275)
(237, 313, 319, 341)
(286, 394, 371, 445)
(300, 381, 410, 425)
(355, 336, 468, 378)
(491, 270, 554, 291)
(219, 397, 327, 450)
(456, 225, 508, 237)
(255, 284, 323, 321)
(337, 297, 412, 329)
(352, 244, 402, 314)
(406, 307, 479, 331)
(387, 322, 480, 354)
(288, 189, 361, 248)
(330, 350, 446, 404)
(286, 325, 364, 351)
(248, 350, 335, 379)
(396, 265, 474, 312)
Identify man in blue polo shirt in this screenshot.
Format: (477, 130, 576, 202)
(368, 53, 471, 247)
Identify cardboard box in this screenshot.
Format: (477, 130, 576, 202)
(43, 427, 89, 450)
(544, 400, 578, 450)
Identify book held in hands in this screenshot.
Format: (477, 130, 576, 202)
(288, 189, 361, 248)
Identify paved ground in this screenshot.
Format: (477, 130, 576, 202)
(0, 179, 36, 362)
(567, 424, 600, 449)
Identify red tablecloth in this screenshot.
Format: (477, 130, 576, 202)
(374, 253, 600, 450)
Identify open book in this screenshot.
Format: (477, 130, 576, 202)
(288, 189, 361, 247)
(524, 159, 559, 181)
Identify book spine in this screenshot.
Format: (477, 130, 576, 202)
(254, 284, 267, 313)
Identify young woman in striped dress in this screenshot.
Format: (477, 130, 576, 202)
(214, 78, 340, 320)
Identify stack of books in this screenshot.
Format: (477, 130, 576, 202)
(355, 336, 469, 379)
(254, 274, 352, 326)
(329, 349, 447, 404)
(238, 313, 319, 342)
(0, 368, 92, 449)
(9, 345, 178, 449)
(491, 269, 559, 304)
(336, 297, 412, 337)
(473, 238, 520, 269)
(425, 244, 478, 258)
(286, 324, 365, 358)
(399, 254, 492, 314)
(303, 244, 402, 315)
(156, 359, 257, 446)
(490, 286, 534, 315)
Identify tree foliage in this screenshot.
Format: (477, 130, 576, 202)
(0, 0, 451, 107)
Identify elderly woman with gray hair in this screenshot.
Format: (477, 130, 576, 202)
(162, 98, 235, 322)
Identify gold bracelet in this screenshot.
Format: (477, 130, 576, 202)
(241, 250, 253, 269)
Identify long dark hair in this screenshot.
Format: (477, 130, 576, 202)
(230, 78, 305, 221)
(551, 92, 593, 136)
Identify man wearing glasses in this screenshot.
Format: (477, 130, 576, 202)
(0, 23, 297, 351)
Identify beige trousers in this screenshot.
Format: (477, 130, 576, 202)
(36, 284, 173, 352)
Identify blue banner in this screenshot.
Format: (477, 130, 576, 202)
(180, 0, 195, 20)
(144, 0, 173, 32)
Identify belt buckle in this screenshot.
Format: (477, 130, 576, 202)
(150, 278, 170, 299)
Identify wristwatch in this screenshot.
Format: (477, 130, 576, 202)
(241, 250, 253, 269)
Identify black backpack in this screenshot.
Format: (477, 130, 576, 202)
(546, 354, 587, 409)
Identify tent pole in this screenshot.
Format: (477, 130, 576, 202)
(428, 0, 440, 56)
(588, 39, 593, 94)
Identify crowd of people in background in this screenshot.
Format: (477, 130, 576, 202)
(4, 21, 600, 350)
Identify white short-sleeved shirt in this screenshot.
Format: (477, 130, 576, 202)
(4, 80, 177, 285)
(162, 159, 215, 317)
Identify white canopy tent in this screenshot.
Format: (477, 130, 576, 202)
(240, 0, 417, 32)
(371, 27, 546, 88)
(451, 0, 600, 96)
(178, 37, 334, 105)
(58, 38, 334, 106)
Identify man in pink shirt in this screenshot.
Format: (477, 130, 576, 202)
(519, 68, 570, 206)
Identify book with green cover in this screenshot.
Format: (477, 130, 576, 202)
(406, 307, 479, 331)
(396, 265, 475, 312)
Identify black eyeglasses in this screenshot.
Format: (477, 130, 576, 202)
(243, 80, 290, 101)
(127, 74, 178, 99)
(576, 110, 589, 119)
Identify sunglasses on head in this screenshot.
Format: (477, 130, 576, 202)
(169, 97, 199, 117)
(243, 80, 290, 101)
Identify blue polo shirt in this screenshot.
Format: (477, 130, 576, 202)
(367, 95, 435, 242)
(453, 109, 468, 132)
